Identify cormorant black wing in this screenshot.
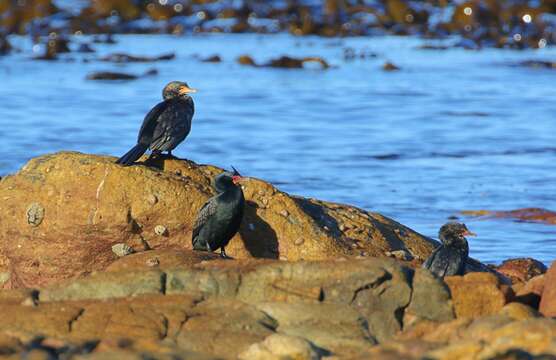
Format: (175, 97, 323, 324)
(149, 99, 194, 152)
(422, 245, 441, 269)
(192, 198, 218, 242)
(424, 246, 465, 278)
(137, 100, 169, 144)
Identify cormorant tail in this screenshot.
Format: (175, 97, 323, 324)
(115, 143, 149, 166)
(192, 236, 211, 252)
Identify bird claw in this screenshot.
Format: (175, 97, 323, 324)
(220, 249, 233, 260)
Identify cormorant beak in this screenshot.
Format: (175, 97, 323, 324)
(463, 230, 477, 237)
(178, 86, 197, 95)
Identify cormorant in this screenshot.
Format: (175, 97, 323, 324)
(116, 81, 196, 166)
(192, 168, 245, 258)
(422, 222, 476, 278)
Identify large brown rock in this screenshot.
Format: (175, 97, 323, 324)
(0, 258, 551, 359)
(0, 152, 441, 288)
(445, 272, 513, 319)
(515, 274, 545, 309)
(540, 261, 556, 317)
(387, 315, 556, 359)
(32, 256, 453, 345)
(165, 257, 453, 342)
(496, 257, 547, 284)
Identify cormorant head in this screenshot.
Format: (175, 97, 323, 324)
(439, 222, 476, 246)
(214, 167, 244, 193)
(163, 81, 197, 100)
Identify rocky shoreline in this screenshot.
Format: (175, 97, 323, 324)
(0, 152, 554, 359)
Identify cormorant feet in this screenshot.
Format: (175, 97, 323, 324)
(219, 249, 233, 260)
(165, 151, 179, 159)
(147, 151, 163, 161)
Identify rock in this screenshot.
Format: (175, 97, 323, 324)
(496, 258, 547, 283)
(77, 43, 95, 53)
(83, 0, 140, 20)
(86, 71, 138, 80)
(267, 56, 329, 69)
(445, 272, 513, 319)
(99, 52, 175, 63)
(0, 35, 11, 56)
(33, 37, 71, 61)
(239, 334, 321, 360)
(111, 243, 134, 257)
(39, 269, 165, 301)
(383, 62, 400, 71)
(540, 261, 556, 317)
(385, 249, 413, 261)
(238, 55, 257, 66)
(397, 316, 556, 359)
(166, 257, 450, 343)
(256, 302, 375, 355)
(237, 55, 329, 69)
(201, 55, 221, 63)
(0, 152, 440, 288)
(499, 303, 539, 321)
(462, 208, 556, 225)
(153, 225, 168, 236)
(519, 60, 556, 69)
(26, 202, 45, 227)
(404, 268, 454, 326)
(176, 298, 277, 358)
(515, 274, 545, 309)
(0, 272, 9, 286)
(86, 69, 157, 81)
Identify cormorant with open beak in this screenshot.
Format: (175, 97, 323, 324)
(116, 81, 196, 166)
(422, 222, 476, 278)
(192, 167, 245, 258)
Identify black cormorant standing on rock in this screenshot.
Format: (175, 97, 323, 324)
(422, 222, 476, 278)
(192, 168, 245, 258)
(116, 81, 196, 166)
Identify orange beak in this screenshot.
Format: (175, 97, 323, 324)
(463, 230, 477, 237)
(178, 85, 197, 95)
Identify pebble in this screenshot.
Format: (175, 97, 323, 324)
(146, 257, 160, 267)
(294, 238, 304, 246)
(279, 209, 289, 217)
(26, 202, 45, 227)
(147, 194, 158, 205)
(21, 297, 38, 307)
(154, 225, 168, 236)
(112, 243, 134, 257)
(385, 249, 413, 261)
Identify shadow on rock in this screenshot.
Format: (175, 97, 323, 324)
(240, 201, 279, 259)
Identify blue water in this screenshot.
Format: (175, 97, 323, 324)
(1, 33, 555, 265)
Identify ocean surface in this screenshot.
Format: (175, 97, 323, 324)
(1, 33, 555, 264)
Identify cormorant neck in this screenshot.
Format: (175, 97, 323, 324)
(440, 234, 468, 249)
